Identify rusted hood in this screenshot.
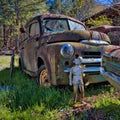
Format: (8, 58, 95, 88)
(41, 30, 110, 44)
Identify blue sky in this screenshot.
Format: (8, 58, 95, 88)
(47, 0, 114, 5)
(97, 0, 112, 5)
(47, 0, 54, 6)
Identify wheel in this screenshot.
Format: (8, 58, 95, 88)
(38, 65, 51, 87)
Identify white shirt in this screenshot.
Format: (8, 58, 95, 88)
(69, 65, 83, 85)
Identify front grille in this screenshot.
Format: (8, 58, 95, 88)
(84, 71, 100, 75)
(82, 62, 101, 67)
(81, 51, 101, 58)
(80, 51, 101, 74)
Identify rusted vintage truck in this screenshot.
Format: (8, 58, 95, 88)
(100, 47, 120, 90)
(19, 14, 111, 86)
(90, 25, 120, 46)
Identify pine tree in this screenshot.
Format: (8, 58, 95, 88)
(0, 0, 49, 49)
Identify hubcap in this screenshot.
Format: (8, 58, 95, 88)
(39, 68, 50, 87)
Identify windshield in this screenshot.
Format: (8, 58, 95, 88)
(43, 19, 69, 34)
(42, 18, 85, 34)
(80, 40, 109, 46)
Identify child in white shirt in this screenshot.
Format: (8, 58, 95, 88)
(69, 54, 85, 104)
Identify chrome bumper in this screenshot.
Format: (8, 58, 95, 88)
(64, 58, 101, 73)
(83, 67, 100, 72)
(100, 67, 120, 90)
(64, 67, 100, 73)
(64, 67, 106, 84)
(81, 58, 101, 63)
(64, 68, 71, 73)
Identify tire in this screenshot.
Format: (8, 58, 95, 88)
(38, 65, 51, 87)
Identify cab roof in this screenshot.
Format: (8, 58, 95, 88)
(26, 14, 86, 29)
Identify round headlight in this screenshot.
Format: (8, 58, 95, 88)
(60, 44, 74, 58)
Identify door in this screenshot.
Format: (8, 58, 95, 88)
(22, 20, 40, 73)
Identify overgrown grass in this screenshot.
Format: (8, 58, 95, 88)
(9, 70, 72, 111)
(0, 66, 73, 119)
(0, 55, 120, 119)
(95, 97, 120, 119)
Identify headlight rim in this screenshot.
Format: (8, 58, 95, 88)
(60, 44, 74, 58)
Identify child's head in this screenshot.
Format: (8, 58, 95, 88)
(75, 54, 79, 59)
(73, 54, 82, 65)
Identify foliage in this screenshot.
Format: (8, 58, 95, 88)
(86, 15, 112, 28)
(49, 0, 97, 20)
(94, 94, 120, 119)
(69, 0, 97, 20)
(0, 67, 73, 119)
(0, 0, 48, 26)
(113, 16, 120, 26)
(6, 70, 72, 111)
(0, 0, 49, 49)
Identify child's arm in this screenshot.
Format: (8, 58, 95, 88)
(80, 67, 84, 79)
(69, 68, 73, 86)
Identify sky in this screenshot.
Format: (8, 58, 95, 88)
(97, 0, 112, 5)
(47, 0, 54, 6)
(47, 0, 116, 6)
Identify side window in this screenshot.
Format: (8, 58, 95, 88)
(19, 26, 29, 42)
(36, 23, 40, 35)
(30, 23, 35, 36)
(30, 22, 40, 36)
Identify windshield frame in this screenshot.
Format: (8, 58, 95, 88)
(42, 18, 86, 35)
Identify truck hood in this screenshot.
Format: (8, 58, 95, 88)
(41, 30, 110, 44)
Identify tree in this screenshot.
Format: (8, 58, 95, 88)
(0, 0, 49, 49)
(48, 0, 97, 20)
(86, 15, 112, 28)
(85, 2, 120, 28)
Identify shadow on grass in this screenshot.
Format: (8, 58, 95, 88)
(83, 103, 120, 120)
(96, 103, 120, 119)
(0, 68, 11, 85)
(0, 67, 23, 85)
(85, 82, 114, 97)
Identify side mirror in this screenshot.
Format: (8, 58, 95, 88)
(20, 27, 26, 33)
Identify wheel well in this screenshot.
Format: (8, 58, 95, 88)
(38, 57, 44, 68)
